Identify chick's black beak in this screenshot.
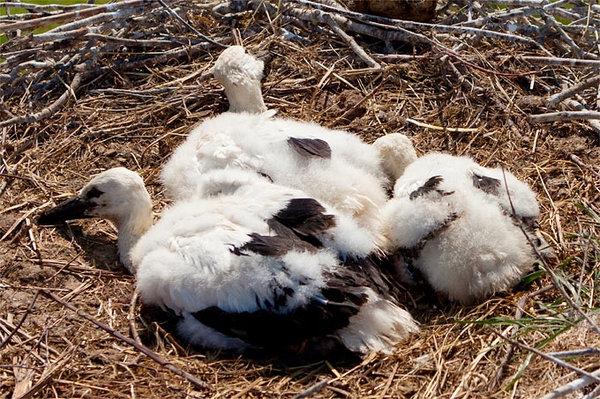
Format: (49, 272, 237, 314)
(36, 197, 94, 226)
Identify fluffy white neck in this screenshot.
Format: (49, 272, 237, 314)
(223, 80, 267, 114)
(115, 200, 153, 273)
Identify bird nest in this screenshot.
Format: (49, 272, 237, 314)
(1, 0, 599, 397)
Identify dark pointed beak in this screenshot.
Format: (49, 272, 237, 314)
(36, 196, 94, 225)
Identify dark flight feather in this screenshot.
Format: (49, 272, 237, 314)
(472, 172, 502, 195)
(288, 137, 332, 159)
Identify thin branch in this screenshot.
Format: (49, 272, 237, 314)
(39, 289, 210, 394)
(568, 153, 600, 179)
(322, 13, 380, 68)
(288, 0, 553, 53)
(0, 0, 148, 33)
(541, 368, 600, 399)
(513, 56, 600, 68)
(487, 326, 600, 384)
(528, 110, 600, 123)
(155, 0, 227, 48)
(84, 33, 197, 48)
(406, 118, 479, 132)
(293, 379, 328, 399)
(548, 75, 600, 107)
(0, 73, 82, 128)
(0, 291, 39, 350)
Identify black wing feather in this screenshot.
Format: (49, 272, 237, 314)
(191, 267, 368, 348)
(288, 137, 332, 159)
(472, 172, 501, 195)
(409, 176, 447, 200)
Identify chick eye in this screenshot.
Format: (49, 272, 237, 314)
(86, 187, 104, 199)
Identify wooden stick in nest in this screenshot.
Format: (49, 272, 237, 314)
(528, 110, 600, 123)
(488, 326, 600, 384)
(39, 289, 210, 394)
(548, 75, 600, 108)
(541, 368, 600, 399)
(0, 73, 82, 129)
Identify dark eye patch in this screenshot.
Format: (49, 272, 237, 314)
(85, 187, 104, 199)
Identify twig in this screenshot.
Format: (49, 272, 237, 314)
(406, 118, 479, 132)
(288, 0, 553, 52)
(84, 33, 197, 48)
(492, 285, 557, 388)
(0, 73, 82, 128)
(541, 368, 600, 399)
(322, 13, 380, 68)
(512, 56, 600, 68)
(45, 5, 146, 33)
(546, 348, 600, 358)
(0, 0, 148, 33)
(540, 261, 600, 337)
(548, 75, 600, 107)
(13, 346, 77, 399)
(561, 99, 600, 138)
(293, 379, 328, 399)
(0, 291, 39, 350)
(155, 0, 226, 48)
(487, 326, 600, 384)
(442, 51, 539, 77)
(528, 110, 600, 123)
(39, 289, 210, 394)
(333, 76, 388, 124)
(568, 153, 600, 179)
(540, 11, 586, 58)
(129, 290, 142, 345)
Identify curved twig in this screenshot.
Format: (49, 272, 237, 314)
(0, 73, 82, 128)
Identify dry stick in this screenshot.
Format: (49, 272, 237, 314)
(293, 379, 328, 399)
(287, 0, 552, 53)
(322, 13, 380, 68)
(540, 12, 586, 58)
(287, 7, 430, 47)
(541, 368, 600, 399)
(0, 318, 60, 358)
(459, 7, 537, 28)
(547, 348, 600, 358)
(442, 51, 539, 77)
(333, 76, 388, 124)
(84, 33, 196, 48)
(568, 153, 600, 179)
(155, 0, 226, 48)
(562, 99, 600, 138)
(548, 75, 600, 107)
(0, 73, 82, 128)
(39, 289, 210, 394)
(74, 37, 231, 73)
(406, 118, 479, 132)
(0, 2, 96, 13)
(492, 285, 554, 388)
(31, 18, 136, 43)
(43, 5, 148, 33)
(528, 110, 600, 123)
(0, 0, 148, 33)
(512, 56, 600, 68)
(129, 290, 142, 345)
(487, 326, 600, 384)
(0, 291, 39, 351)
(583, 385, 600, 399)
(476, 0, 547, 6)
(13, 346, 77, 399)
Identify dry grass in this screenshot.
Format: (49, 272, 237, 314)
(1, 0, 599, 398)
